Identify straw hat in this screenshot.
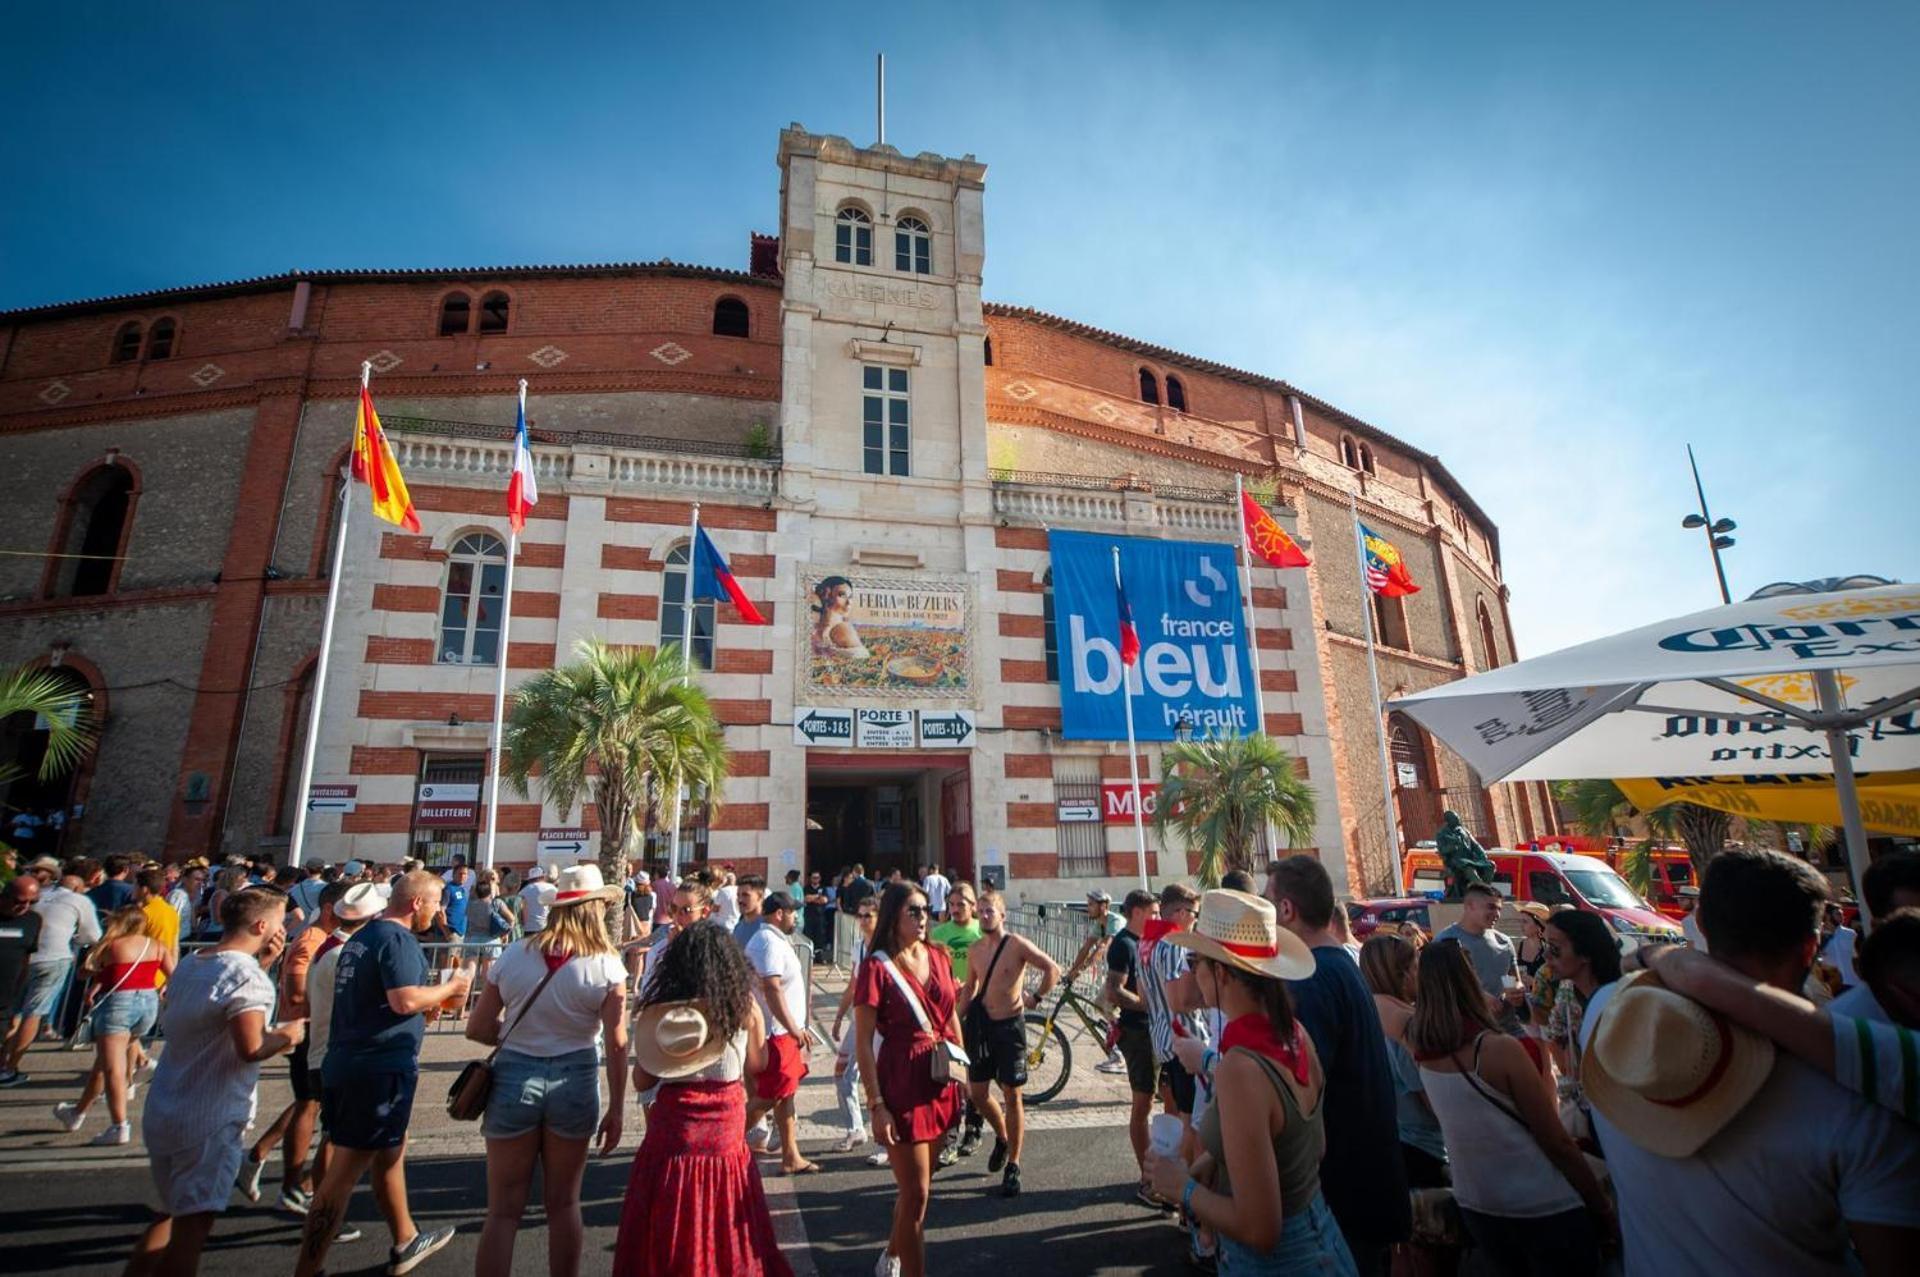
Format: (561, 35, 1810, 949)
(336, 881, 389, 921)
(1514, 901, 1552, 923)
(549, 863, 622, 908)
(1581, 971, 1774, 1158)
(632, 1001, 730, 1079)
(1166, 889, 1315, 980)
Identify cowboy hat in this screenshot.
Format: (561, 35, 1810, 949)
(336, 881, 389, 922)
(1166, 889, 1315, 981)
(1581, 970, 1774, 1158)
(632, 1000, 731, 1080)
(1513, 901, 1552, 922)
(25, 855, 61, 874)
(548, 863, 623, 908)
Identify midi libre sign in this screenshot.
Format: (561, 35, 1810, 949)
(1047, 530, 1259, 742)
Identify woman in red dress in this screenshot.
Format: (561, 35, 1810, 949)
(854, 882, 965, 1277)
(613, 922, 792, 1277)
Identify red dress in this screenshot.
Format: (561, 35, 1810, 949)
(854, 945, 964, 1143)
(611, 1080, 793, 1277)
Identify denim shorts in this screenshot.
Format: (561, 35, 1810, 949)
(23, 960, 72, 1017)
(90, 989, 159, 1039)
(482, 1046, 601, 1140)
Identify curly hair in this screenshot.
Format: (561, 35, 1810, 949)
(639, 921, 755, 1045)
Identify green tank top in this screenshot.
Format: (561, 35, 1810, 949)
(1196, 1044, 1327, 1220)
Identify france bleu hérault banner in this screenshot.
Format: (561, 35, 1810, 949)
(1048, 529, 1259, 741)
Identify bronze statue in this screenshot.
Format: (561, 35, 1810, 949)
(1434, 810, 1496, 900)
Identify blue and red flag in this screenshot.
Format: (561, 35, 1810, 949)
(1117, 573, 1141, 667)
(692, 526, 769, 625)
(507, 395, 539, 533)
(1360, 523, 1421, 598)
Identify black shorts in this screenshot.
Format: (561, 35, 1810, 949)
(964, 1011, 1029, 1089)
(1161, 1055, 1196, 1115)
(321, 1069, 418, 1151)
(288, 1038, 316, 1102)
(1117, 1021, 1158, 1096)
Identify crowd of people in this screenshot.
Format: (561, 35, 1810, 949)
(1, 842, 1918, 1276)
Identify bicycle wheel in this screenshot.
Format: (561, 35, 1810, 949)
(1022, 1012, 1072, 1105)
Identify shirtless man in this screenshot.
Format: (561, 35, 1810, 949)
(958, 886, 1060, 1197)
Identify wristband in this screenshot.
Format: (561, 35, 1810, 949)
(1182, 1178, 1198, 1216)
(1200, 1049, 1217, 1075)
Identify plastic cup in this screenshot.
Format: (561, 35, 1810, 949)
(1148, 1113, 1184, 1158)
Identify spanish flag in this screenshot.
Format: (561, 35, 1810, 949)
(352, 383, 421, 533)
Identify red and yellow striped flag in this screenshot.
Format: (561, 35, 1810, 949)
(352, 383, 420, 533)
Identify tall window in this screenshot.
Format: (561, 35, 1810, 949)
(146, 319, 176, 360)
(1358, 442, 1377, 475)
(661, 541, 715, 670)
(275, 665, 315, 836)
(111, 322, 143, 363)
(1042, 570, 1060, 682)
(1165, 374, 1187, 412)
(1477, 598, 1502, 670)
(1139, 368, 1160, 405)
(862, 365, 910, 476)
(1371, 592, 1410, 650)
(1052, 757, 1106, 877)
(478, 291, 510, 333)
(712, 296, 750, 337)
(438, 292, 472, 336)
(438, 533, 507, 664)
(50, 465, 135, 597)
(983, 337, 994, 366)
(835, 206, 873, 265)
(1341, 434, 1360, 469)
(895, 216, 931, 273)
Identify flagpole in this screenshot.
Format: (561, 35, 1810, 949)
(480, 382, 526, 872)
(1113, 546, 1150, 889)
(666, 502, 701, 883)
(1236, 474, 1280, 862)
(286, 362, 363, 866)
(1350, 491, 1405, 893)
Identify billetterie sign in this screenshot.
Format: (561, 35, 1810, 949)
(1048, 529, 1259, 742)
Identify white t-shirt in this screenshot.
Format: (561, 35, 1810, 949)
(143, 950, 277, 1151)
(1822, 926, 1860, 988)
(922, 873, 951, 914)
(519, 880, 556, 931)
(31, 885, 101, 964)
(1593, 1054, 1920, 1276)
(745, 924, 806, 1039)
(487, 940, 625, 1058)
(307, 931, 349, 1066)
(712, 884, 741, 929)
(1681, 912, 1708, 953)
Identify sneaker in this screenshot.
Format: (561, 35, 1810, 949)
(125, 1082, 138, 1104)
(277, 1189, 310, 1216)
(1096, 1057, 1129, 1075)
(957, 1127, 981, 1158)
(935, 1140, 960, 1169)
(873, 1251, 901, 1277)
(765, 1130, 783, 1156)
(337, 1224, 364, 1243)
(865, 1148, 891, 1167)
(1002, 1162, 1021, 1198)
(831, 1129, 867, 1153)
(235, 1153, 266, 1202)
(1136, 1183, 1175, 1211)
(89, 1121, 131, 1147)
(387, 1225, 455, 1275)
(53, 1101, 87, 1132)
(0, 1069, 29, 1088)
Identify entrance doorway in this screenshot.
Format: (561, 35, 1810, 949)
(805, 752, 973, 885)
(0, 667, 96, 860)
(1389, 711, 1444, 851)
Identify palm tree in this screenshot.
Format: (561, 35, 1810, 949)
(0, 664, 97, 791)
(1153, 732, 1317, 887)
(501, 639, 730, 897)
(1551, 777, 1730, 879)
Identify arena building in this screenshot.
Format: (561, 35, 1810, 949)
(0, 124, 1554, 899)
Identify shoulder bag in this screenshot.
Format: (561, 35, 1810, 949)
(446, 953, 564, 1121)
(876, 950, 969, 1085)
(67, 939, 150, 1051)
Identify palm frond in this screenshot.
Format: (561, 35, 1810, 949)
(1153, 732, 1316, 887)
(0, 665, 98, 780)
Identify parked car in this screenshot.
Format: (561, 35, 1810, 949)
(1403, 847, 1682, 947)
(1345, 897, 1434, 941)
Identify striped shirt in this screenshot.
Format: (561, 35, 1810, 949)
(1142, 931, 1208, 1062)
(1834, 1012, 1920, 1125)
(142, 950, 277, 1151)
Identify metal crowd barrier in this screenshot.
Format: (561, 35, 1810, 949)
(1008, 904, 1108, 997)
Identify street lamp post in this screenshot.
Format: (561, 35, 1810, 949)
(1681, 444, 1737, 605)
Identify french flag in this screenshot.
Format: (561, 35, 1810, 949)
(507, 393, 538, 533)
(692, 526, 769, 625)
(1117, 574, 1140, 667)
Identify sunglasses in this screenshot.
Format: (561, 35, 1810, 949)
(904, 904, 930, 919)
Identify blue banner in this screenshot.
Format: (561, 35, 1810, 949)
(1048, 529, 1260, 741)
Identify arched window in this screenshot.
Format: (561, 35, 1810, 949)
(478, 291, 510, 333)
(1139, 368, 1160, 405)
(438, 292, 472, 336)
(437, 533, 507, 665)
(661, 541, 715, 671)
(983, 337, 993, 367)
(111, 321, 143, 363)
(1358, 443, 1377, 475)
(1042, 570, 1059, 683)
(1477, 598, 1502, 670)
(835, 206, 873, 266)
(146, 318, 176, 361)
(895, 215, 931, 274)
(1166, 374, 1187, 413)
(274, 663, 316, 836)
(1340, 435, 1360, 468)
(48, 464, 136, 597)
(712, 296, 751, 338)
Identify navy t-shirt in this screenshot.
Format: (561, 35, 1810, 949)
(325, 919, 429, 1079)
(442, 882, 470, 935)
(89, 879, 135, 916)
(1107, 929, 1149, 1029)
(1288, 945, 1412, 1245)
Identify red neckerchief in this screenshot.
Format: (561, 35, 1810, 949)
(543, 950, 572, 974)
(1219, 1013, 1310, 1085)
(1141, 917, 1176, 955)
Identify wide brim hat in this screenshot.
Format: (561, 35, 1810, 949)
(1166, 889, 1315, 981)
(25, 856, 62, 874)
(336, 881, 390, 921)
(633, 1000, 730, 1079)
(1513, 901, 1552, 922)
(549, 863, 622, 908)
(1581, 970, 1774, 1158)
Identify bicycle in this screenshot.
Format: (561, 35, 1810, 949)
(1021, 975, 1113, 1105)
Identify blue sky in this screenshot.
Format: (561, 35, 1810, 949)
(5, 2, 1914, 655)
